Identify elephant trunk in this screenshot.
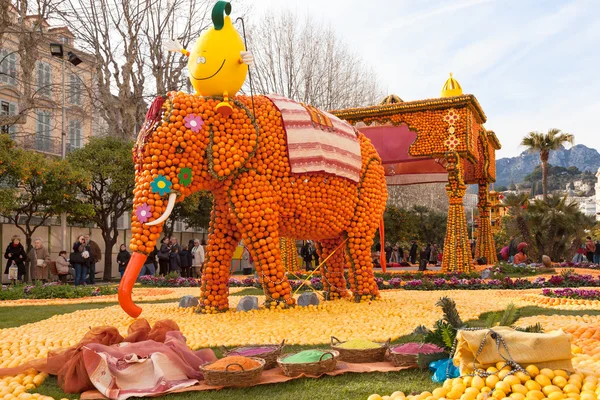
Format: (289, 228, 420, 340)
(118, 252, 147, 318)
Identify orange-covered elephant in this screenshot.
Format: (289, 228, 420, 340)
(119, 92, 387, 317)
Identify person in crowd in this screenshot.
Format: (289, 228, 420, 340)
(594, 240, 600, 265)
(169, 245, 182, 275)
(73, 235, 86, 252)
(300, 241, 313, 270)
(418, 246, 428, 271)
(179, 245, 192, 277)
(429, 243, 439, 265)
(383, 242, 393, 264)
(513, 244, 528, 265)
(389, 243, 399, 263)
(508, 236, 518, 263)
(572, 244, 585, 263)
(188, 239, 195, 252)
(409, 240, 418, 264)
(70, 243, 90, 286)
(84, 234, 102, 284)
(116, 244, 131, 278)
(170, 237, 181, 253)
(191, 239, 205, 278)
(139, 246, 158, 279)
(4, 235, 28, 282)
(425, 243, 432, 262)
(157, 237, 171, 275)
(27, 237, 51, 283)
(398, 244, 404, 263)
(312, 243, 319, 268)
(585, 236, 596, 263)
(55, 251, 70, 284)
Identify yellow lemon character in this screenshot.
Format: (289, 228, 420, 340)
(164, 1, 253, 115)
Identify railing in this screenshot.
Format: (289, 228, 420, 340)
(15, 134, 83, 156)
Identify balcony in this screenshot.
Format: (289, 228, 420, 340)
(16, 134, 83, 156)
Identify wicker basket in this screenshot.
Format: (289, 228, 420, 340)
(200, 357, 265, 387)
(221, 340, 285, 370)
(277, 350, 339, 377)
(389, 343, 444, 368)
(330, 336, 390, 363)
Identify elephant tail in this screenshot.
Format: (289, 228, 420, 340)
(379, 217, 386, 273)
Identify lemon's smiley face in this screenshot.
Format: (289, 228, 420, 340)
(187, 15, 248, 97)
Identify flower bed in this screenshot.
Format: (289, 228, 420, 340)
(0, 282, 116, 300)
(542, 288, 600, 300)
(138, 275, 201, 287)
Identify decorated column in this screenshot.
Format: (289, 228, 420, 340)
(280, 237, 300, 272)
(441, 152, 472, 273)
(475, 182, 497, 264)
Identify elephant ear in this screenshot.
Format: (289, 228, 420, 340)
(207, 99, 259, 181)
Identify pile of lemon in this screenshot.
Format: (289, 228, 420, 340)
(368, 364, 599, 400)
(519, 294, 600, 311)
(0, 368, 51, 400)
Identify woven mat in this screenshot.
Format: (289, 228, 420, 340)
(80, 361, 409, 398)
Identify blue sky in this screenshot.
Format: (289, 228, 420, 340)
(250, 0, 600, 158)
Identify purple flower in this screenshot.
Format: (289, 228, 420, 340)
(406, 279, 422, 287)
(184, 114, 204, 132)
(389, 278, 402, 288)
(135, 203, 152, 223)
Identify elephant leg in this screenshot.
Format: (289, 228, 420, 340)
(318, 238, 349, 300)
(200, 198, 240, 314)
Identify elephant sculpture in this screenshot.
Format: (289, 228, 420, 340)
(119, 93, 388, 317)
(117, 0, 387, 318)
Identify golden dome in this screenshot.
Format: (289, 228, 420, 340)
(379, 94, 404, 105)
(440, 73, 463, 98)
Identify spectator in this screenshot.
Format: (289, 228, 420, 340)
(84, 234, 102, 284)
(169, 245, 182, 275)
(513, 244, 528, 265)
(170, 237, 181, 253)
(188, 239, 195, 253)
(418, 247, 428, 271)
(398, 245, 404, 263)
(573, 245, 585, 263)
(191, 239, 205, 278)
(117, 244, 131, 278)
(55, 251, 70, 284)
(73, 235, 86, 252)
(409, 240, 418, 264)
(383, 242, 393, 263)
(27, 237, 51, 283)
(425, 243, 432, 262)
(508, 236, 518, 263)
(312, 243, 319, 267)
(595, 240, 600, 265)
(585, 237, 596, 263)
(429, 243, 439, 265)
(157, 237, 171, 275)
(139, 246, 158, 279)
(70, 243, 90, 286)
(179, 245, 192, 277)
(4, 235, 28, 282)
(300, 241, 313, 270)
(390, 243, 399, 263)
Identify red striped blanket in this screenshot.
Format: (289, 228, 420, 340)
(266, 95, 361, 183)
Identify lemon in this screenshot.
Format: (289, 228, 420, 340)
(488, 367, 499, 374)
(368, 395, 384, 400)
(564, 384, 581, 394)
(547, 392, 566, 400)
(498, 370, 511, 380)
(542, 385, 562, 396)
(510, 394, 526, 400)
(535, 375, 552, 387)
(566, 394, 581, 400)
(504, 376, 521, 387)
(540, 369, 555, 380)
(492, 390, 507, 400)
(512, 384, 528, 395)
(526, 390, 545, 400)
(465, 387, 480, 397)
(526, 365, 540, 378)
(554, 370, 569, 379)
(582, 383, 596, 392)
(391, 392, 406, 399)
(472, 377, 486, 390)
(446, 390, 462, 399)
(516, 372, 531, 383)
(487, 375, 500, 389)
(495, 381, 511, 394)
(553, 376, 568, 389)
(525, 381, 542, 391)
(433, 388, 448, 399)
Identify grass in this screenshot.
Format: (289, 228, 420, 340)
(5, 300, 600, 399)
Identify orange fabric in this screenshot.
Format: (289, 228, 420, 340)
(513, 252, 527, 264)
(118, 252, 146, 318)
(0, 319, 184, 394)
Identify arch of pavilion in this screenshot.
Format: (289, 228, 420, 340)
(331, 75, 502, 272)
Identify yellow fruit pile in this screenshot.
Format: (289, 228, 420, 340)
(518, 294, 600, 311)
(369, 365, 600, 400)
(0, 369, 51, 400)
(0, 286, 245, 307)
(518, 315, 600, 377)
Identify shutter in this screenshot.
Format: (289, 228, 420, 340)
(8, 102, 16, 136)
(8, 53, 16, 85)
(0, 50, 6, 83)
(37, 64, 43, 92)
(44, 64, 51, 96)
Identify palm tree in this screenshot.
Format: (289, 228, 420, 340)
(502, 192, 532, 248)
(521, 129, 574, 199)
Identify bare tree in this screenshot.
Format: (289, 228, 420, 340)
(247, 11, 384, 110)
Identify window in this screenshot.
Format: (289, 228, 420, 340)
(68, 119, 82, 150)
(36, 111, 52, 151)
(0, 49, 17, 86)
(36, 62, 52, 97)
(69, 73, 82, 105)
(0, 100, 17, 136)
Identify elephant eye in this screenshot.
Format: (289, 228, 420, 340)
(196, 56, 206, 65)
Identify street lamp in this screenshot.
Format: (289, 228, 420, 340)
(49, 42, 83, 252)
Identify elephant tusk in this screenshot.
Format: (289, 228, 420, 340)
(146, 193, 177, 226)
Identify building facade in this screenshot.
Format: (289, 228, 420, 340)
(0, 6, 99, 154)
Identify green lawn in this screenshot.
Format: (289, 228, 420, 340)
(2, 299, 598, 400)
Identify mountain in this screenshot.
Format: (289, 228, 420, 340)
(495, 144, 600, 187)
